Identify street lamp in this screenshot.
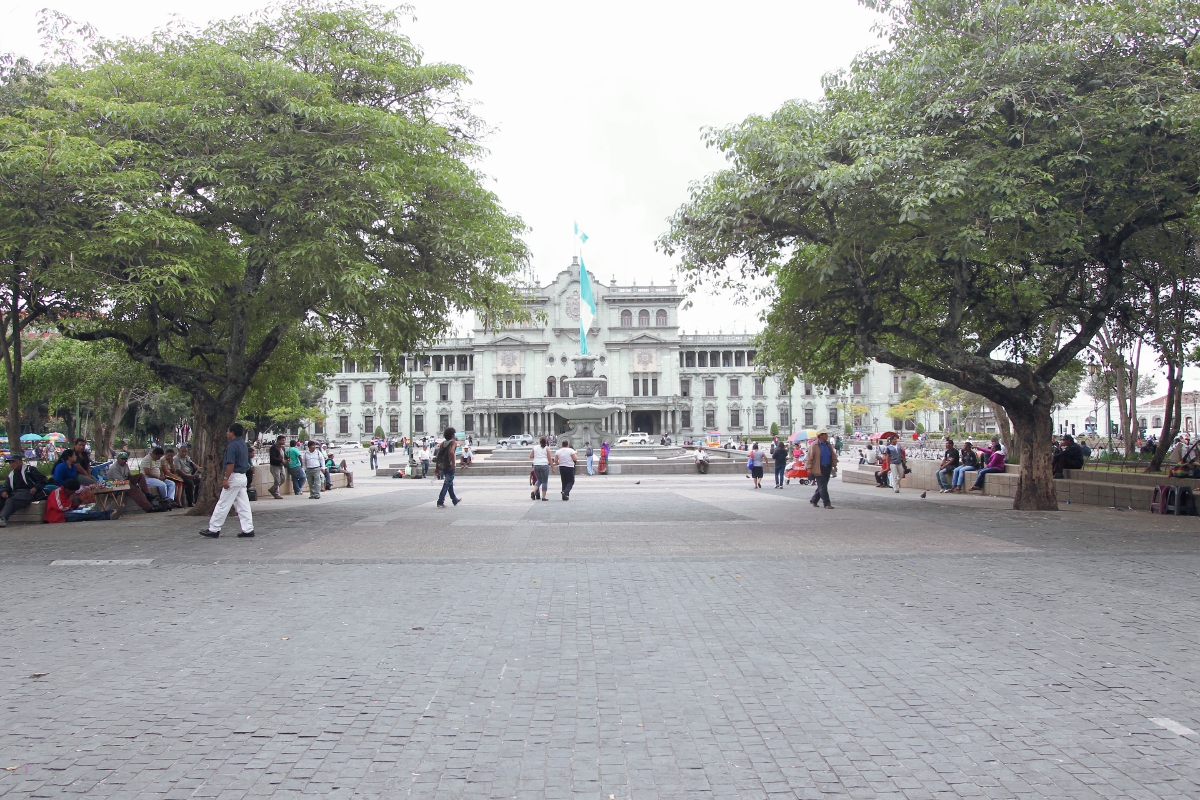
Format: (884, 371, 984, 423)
(407, 360, 432, 478)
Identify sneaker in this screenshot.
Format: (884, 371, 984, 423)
(199, 530, 219, 538)
(436, 504, 446, 508)
(939, 489, 948, 493)
(452, 498, 461, 506)
(823, 505, 835, 510)
(238, 530, 255, 538)
(0, 517, 7, 527)
(531, 491, 537, 501)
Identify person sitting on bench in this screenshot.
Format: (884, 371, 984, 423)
(1052, 434, 1085, 478)
(0, 454, 49, 526)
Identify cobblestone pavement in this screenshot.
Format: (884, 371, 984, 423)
(2, 474, 1198, 799)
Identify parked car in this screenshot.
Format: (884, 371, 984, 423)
(497, 434, 534, 448)
(617, 433, 650, 445)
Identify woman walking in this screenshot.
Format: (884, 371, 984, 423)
(555, 439, 579, 501)
(750, 442, 766, 488)
(530, 436, 553, 501)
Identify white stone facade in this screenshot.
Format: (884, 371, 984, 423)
(314, 263, 917, 442)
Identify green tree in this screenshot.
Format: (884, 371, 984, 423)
(52, 3, 528, 512)
(661, 0, 1200, 509)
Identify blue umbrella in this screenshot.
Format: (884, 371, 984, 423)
(19, 433, 44, 442)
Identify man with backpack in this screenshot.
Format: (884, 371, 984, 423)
(434, 428, 461, 508)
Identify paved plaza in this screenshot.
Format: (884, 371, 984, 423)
(2, 473, 1199, 799)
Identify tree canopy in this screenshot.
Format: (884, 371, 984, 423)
(661, 0, 1200, 509)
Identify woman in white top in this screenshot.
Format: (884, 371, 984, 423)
(530, 436, 553, 501)
(555, 439, 579, 501)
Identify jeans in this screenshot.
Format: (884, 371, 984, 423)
(438, 468, 458, 506)
(810, 473, 831, 506)
(305, 467, 323, 498)
(66, 509, 112, 522)
(952, 465, 977, 486)
(774, 461, 786, 486)
(586, 455, 595, 475)
(207, 472, 254, 534)
(144, 476, 175, 502)
(936, 467, 953, 490)
(973, 466, 1002, 489)
(269, 465, 286, 497)
(559, 466, 575, 497)
(533, 465, 550, 498)
(289, 466, 306, 495)
(421, 460, 430, 478)
(179, 474, 200, 506)
(370, 452, 378, 469)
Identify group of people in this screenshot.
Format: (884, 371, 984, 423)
(267, 436, 355, 500)
(932, 436, 1007, 493)
(529, 436, 581, 501)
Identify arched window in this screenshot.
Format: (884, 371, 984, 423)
(546, 377, 556, 398)
(620, 309, 633, 327)
(655, 309, 668, 326)
(638, 309, 650, 326)
(560, 376, 570, 397)
(1153, 416, 1162, 428)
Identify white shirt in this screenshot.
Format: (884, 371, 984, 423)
(531, 446, 550, 466)
(555, 447, 577, 467)
(301, 448, 324, 469)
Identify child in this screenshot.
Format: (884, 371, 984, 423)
(45, 479, 121, 523)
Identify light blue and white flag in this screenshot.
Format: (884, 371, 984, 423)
(579, 256, 596, 355)
(574, 221, 588, 245)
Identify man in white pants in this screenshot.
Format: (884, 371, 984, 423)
(302, 440, 324, 499)
(200, 423, 254, 538)
(886, 434, 905, 493)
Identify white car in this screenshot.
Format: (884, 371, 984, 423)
(617, 433, 650, 445)
(497, 434, 534, 448)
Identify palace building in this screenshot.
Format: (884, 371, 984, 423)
(315, 261, 913, 442)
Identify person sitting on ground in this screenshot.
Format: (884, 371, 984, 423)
(106, 452, 157, 512)
(0, 453, 49, 526)
(1052, 434, 1085, 478)
(45, 478, 121, 523)
(71, 438, 99, 485)
(968, 437, 1007, 492)
(139, 447, 177, 505)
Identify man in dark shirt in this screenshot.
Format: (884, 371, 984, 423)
(1053, 434, 1085, 478)
(771, 438, 789, 488)
(200, 423, 254, 538)
(268, 435, 286, 499)
(0, 454, 49, 525)
(72, 438, 99, 485)
(936, 438, 961, 492)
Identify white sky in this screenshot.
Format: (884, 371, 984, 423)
(0, 0, 884, 336)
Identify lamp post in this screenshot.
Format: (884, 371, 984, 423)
(407, 361, 432, 478)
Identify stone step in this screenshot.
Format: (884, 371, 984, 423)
(377, 460, 747, 478)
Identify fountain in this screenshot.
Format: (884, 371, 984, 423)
(544, 355, 623, 446)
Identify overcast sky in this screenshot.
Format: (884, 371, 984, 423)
(0, 0, 884, 335)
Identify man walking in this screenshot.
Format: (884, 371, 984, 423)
(805, 430, 838, 509)
(369, 442, 379, 470)
(884, 433, 906, 493)
(200, 423, 254, 538)
(585, 441, 595, 476)
(435, 427, 461, 508)
(302, 440, 325, 499)
(771, 437, 788, 488)
(268, 435, 287, 498)
(286, 439, 305, 495)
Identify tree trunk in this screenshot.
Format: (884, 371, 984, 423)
(188, 398, 240, 516)
(1008, 401, 1058, 511)
(1148, 363, 1182, 472)
(96, 390, 131, 460)
(995, 406, 1017, 464)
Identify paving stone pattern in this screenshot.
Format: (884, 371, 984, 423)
(2, 475, 1199, 799)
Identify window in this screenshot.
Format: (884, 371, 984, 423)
(439, 413, 449, 430)
(620, 309, 633, 327)
(514, 380, 522, 399)
(804, 382, 812, 396)
(729, 379, 740, 397)
(705, 379, 715, 397)
(722, 351, 732, 367)
(804, 407, 815, 426)
(735, 351, 745, 367)
(389, 414, 399, 433)
(651, 378, 658, 396)
(638, 309, 650, 326)
(681, 409, 691, 428)
(680, 379, 690, 397)
(439, 383, 449, 401)
(686, 351, 695, 367)
(338, 385, 349, 403)
(747, 350, 756, 365)
(314, 418, 323, 435)
(698, 351, 708, 367)
(561, 377, 569, 397)
(389, 384, 399, 402)
(779, 380, 788, 396)
(780, 409, 790, 427)
(458, 355, 469, 371)
(373, 356, 383, 372)
(705, 409, 716, 428)
(345, 358, 356, 373)
(754, 378, 764, 396)
(893, 375, 901, 393)
(433, 355, 443, 371)
(547, 378, 557, 397)
(364, 414, 373, 433)
(505, 380, 513, 399)
(463, 383, 473, 401)
(464, 415, 474, 432)
(730, 409, 741, 428)
(414, 384, 424, 402)
(710, 351, 719, 367)
(829, 407, 839, 426)
(339, 415, 349, 434)
(363, 383, 374, 403)
(755, 409, 765, 427)
(414, 413, 424, 433)
(656, 309, 668, 326)
(633, 379, 640, 397)
(496, 380, 504, 398)
(853, 379, 862, 395)
(1153, 416, 1163, 428)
